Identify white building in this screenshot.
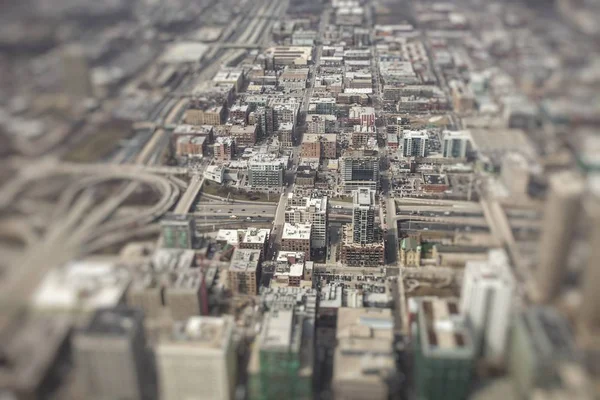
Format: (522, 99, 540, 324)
(204, 165, 225, 184)
(402, 130, 428, 157)
(156, 316, 237, 400)
(442, 130, 471, 158)
(460, 248, 515, 363)
(284, 194, 328, 248)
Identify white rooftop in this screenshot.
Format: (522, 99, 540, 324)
(282, 223, 312, 240)
(31, 260, 130, 313)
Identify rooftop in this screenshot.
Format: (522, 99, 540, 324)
(417, 297, 473, 354)
(282, 223, 312, 240)
(164, 316, 234, 351)
(230, 248, 262, 272)
(31, 260, 130, 313)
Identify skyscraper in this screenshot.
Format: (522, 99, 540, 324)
(73, 307, 153, 400)
(460, 249, 515, 363)
(156, 316, 237, 400)
(536, 171, 584, 303)
(352, 188, 376, 244)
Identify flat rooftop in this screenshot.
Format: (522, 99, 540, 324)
(230, 248, 261, 272)
(165, 316, 233, 351)
(282, 223, 312, 240)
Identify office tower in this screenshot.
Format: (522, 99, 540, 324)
(248, 287, 317, 400)
(161, 214, 195, 249)
(165, 271, 207, 320)
(281, 223, 312, 260)
(285, 194, 328, 248)
(332, 308, 396, 400)
(402, 130, 428, 157)
(460, 249, 515, 363)
(62, 45, 94, 99)
(73, 307, 152, 400)
(352, 188, 376, 244)
(536, 171, 584, 303)
(340, 149, 380, 192)
(579, 177, 600, 331)
(509, 307, 593, 400)
(442, 130, 471, 158)
(0, 316, 72, 399)
(413, 297, 474, 400)
(156, 316, 237, 400)
(228, 248, 262, 295)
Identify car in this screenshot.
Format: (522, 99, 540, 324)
(217, 209, 222, 212)
(241, 209, 246, 211)
(334, 205, 342, 209)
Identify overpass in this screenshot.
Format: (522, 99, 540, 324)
(174, 174, 205, 214)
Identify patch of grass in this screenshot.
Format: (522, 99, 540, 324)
(63, 121, 133, 163)
(202, 181, 279, 203)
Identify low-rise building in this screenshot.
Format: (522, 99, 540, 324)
(248, 154, 287, 189)
(176, 135, 206, 158)
(400, 236, 422, 267)
(240, 228, 270, 259)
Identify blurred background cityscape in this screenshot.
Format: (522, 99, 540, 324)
(0, 0, 599, 399)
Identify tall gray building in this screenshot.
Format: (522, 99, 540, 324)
(352, 188, 376, 245)
(536, 171, 584, 303)
(73, 307, 152, 400)
(341, 149, 380, 192)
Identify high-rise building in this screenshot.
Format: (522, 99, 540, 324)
(402, 130, 428, 158)
(340, 149, 380, 192)
(161, 214, 195, 249)
(62, 45, 94, 99)
(0, 316, 72, 399)
(332, 308, 396, 400)
(228, 248, 262, 295)
(156, 316, 237, 400)
(73, 307, 152, 400)
(460, 249, 515, 363)
(536, 171, 584, 303)
(412, 297, 474, 400)
(285, 193, 328, 248)
(352, 188, 376, 244)
(442, 130, 471, 158)
(509, 307, 593, 400)
(248, 287, 317, 400)
(579, 177, 600, 332)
